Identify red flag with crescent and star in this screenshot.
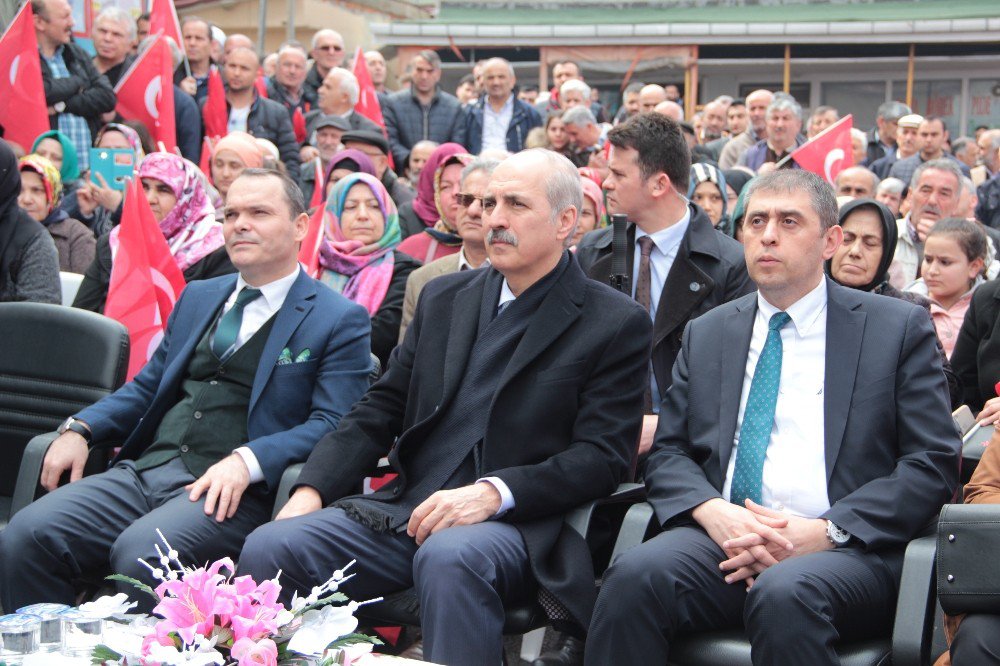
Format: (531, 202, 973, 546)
(790, 114, 854, 185)
(115, 36, 177, 152)
(0, 3, 50, 152)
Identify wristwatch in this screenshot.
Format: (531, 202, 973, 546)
(826, 520, 851, 547)
(53, 101, 66, 113)
(58, 416, 92, 444)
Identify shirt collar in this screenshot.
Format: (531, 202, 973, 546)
(756, 278, 827, 338)
(234, 265, 300, 311)
(498, 278, 517, 308)
(486, 94, 514, 113)
(635, 205, 692, 255)
(42, 44, 65, 61)
(458, 247, 489, 271)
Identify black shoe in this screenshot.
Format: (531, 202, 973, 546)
(532, 633, 585, 666)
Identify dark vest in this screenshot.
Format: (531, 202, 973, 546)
(336, 253, 570, 532)
(135, 313, 276, 477)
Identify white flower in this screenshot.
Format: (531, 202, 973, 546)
(286, 605, 359, 657)
(77, 593, 138, 619)
(144, 635, 224, 666)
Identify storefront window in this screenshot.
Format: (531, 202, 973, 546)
(821, 82, 887, 131)
(891, 80, 962, 136)
(967, 79, 1000, 135)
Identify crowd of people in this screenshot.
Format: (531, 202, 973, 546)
(3, 0, 1000, 663)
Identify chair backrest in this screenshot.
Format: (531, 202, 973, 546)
(0, 303, 129, 497)
(59, 272, 84, 306)
(953, 405, 977, 437)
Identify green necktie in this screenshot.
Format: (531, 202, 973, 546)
(730, 311, 792, 507)
(212, 287, 262, 359)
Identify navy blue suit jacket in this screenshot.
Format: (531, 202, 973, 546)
(77, 269, 372, 490)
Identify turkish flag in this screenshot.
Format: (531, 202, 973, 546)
(298, 200, 325, 278)
(308, 157, 324, 209)
(148, 0, 182, 51)
(115, 36, 176, 152)
(203, 68, 228, 140)
(105, 178, 186, 381)
(791, 114, 854, 184)
(0, 3, 50, 153)
(351, 47, 385, 130)
(292, 107, 306, 144)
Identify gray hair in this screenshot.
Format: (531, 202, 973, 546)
(328, 68, 359, 106)
(560, 78, 591, 101)
(876, 177, 906, 196)
(311, 29, 343, 50)
(743, 169, 839, 231)
(483, 57, 515, 78)
(767, 95, 803, 121)
(910, 158, 963, 192)
(233, 168, 306, 219)
(460, 157, 500, 187)
(531, 149, 583, 245)
(139, 35, 183, 69)
(877, 101, 911, 122)
(277, 42, 308, 60)
(961, 175, 977, 197)
(850, 128, 867, 144)
(835, 166, 879, 191)
(94, 7, 136, 41)
(561, 105, 597, 129)
(414, 49, 441, 69)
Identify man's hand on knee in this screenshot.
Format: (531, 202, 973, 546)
(41, 432, 89, 491)
(407, 483, 502, 546)
(275, 487, 323, 521)
(186, 454, 251, 522)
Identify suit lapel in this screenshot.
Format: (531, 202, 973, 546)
(164, 278, 234, 384)
(822, 280, 866, 482)
(250, 271, 316, 412)
(438, 274, 487, 407)
(653, 251, 711, 348)
(718, 296, 756, 474)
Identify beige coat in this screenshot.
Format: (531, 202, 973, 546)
(398, 253, 462, 344)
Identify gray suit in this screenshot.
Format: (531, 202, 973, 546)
(586, 279, 960, 665)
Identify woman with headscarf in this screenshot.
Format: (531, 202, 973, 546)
(722, 168, 754, 212)
(0, 141, 61, 304)
(397, 145, 471, 264)
(687, 163, 729, 233)
(318, 172, 420, 367)
(397, 142, 467, 240)
(571, 177, 606, 248)
(209, 131, 264, 199)
(93, 123, 147, 159)
(17, 155, 95, 273)
(318, 149, 378, 205)
(31, 130, 80, 188)
(826, 197, 961, 406)
(73, 152, 235, 312)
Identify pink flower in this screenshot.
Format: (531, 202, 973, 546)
(231, 637, 278, 666)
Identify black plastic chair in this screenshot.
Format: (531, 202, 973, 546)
(0, 303, 128, 528)
(608, 502, 940, 666)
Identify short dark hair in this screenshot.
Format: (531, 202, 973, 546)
(607, 112, 690, 191)
(554, 59, 581, 74)
(743, 170, 839, 231)
(927, 217, 989, 270)
(181, 16, 211, 39)
(234, 168, 306, 219)
(30, 0, 47, 20)
(522, 84, 539, 94)
(459, 73, 475, 86)
(922, 115, 947, 133)
(623, 82, 645, 96)
(137, 12, 150, 21)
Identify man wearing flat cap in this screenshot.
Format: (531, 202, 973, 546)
(343, 130, 416, 208)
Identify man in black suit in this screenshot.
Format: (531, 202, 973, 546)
(577, 112, 752, 459)
(585, 169, 960, 664)
(239, 149, 652, 666)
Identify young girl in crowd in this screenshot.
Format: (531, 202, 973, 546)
(906, 217, 989, 358)
(687, 163, 728, 233)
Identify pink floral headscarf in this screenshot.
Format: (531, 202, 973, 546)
(111, 152, 224, 272)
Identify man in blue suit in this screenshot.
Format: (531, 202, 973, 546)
(0, 169, 372, 610)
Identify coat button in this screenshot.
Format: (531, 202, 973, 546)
(689, 282, 701, 292)
(210, 380, 218, 386)
(392, 487, 401, 495)
(180, 445, 189, 453)
(193, 411, 202, 419)
(218, 368, 226, 375)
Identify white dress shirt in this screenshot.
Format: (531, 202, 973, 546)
(221, 266, 301, 484)
(457, 248, 489, 271)
(632, 209, 691, 411)
(722, 278, 830, 519)
(227, 105, 250, 133)
(482, 95, 514, 153)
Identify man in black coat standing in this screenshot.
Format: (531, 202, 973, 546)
(239, 149, 651, 666)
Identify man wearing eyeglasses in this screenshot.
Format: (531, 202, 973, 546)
(304, 29, 345, 103)
(398, 156, 497, 341)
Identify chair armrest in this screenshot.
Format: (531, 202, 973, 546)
(564, 483, 647, 539)
(271, 463, 305, 520)
(609, 502, 656, 566)
(891, 534, 938, 666)
(10, 432, 60, 518)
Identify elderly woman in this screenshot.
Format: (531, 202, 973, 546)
(31, 130, 80, 189)
(318, 172, 420, 367)
(571, 177, 605, 248)
(826, 197, 961, 406)
(17, 155, 95, 273)
(210, 131, 264, 199)
(0, 142, 60, 303)
(397, 145, 470, 264)
(73, 152, 235, 312)
(321, 149, 378, 202)
(397, 142, 467, 240)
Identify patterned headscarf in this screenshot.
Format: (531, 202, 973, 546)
(30, 130, 79, 183)
(95, 123, 146, 159)
(110, 152, 224, 272)
(18, 154, 62, 211)
(318, 172, 401, 315)
(412, 142, 467, 226)
(688, 162, 729, 234)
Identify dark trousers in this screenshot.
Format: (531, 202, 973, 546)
(950, 613, 1000, 663)
(238, 508, 535, 666)
(0, 458, 271, 613)
(585, 526, 900, 666)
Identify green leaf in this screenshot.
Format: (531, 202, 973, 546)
(326, 633, 383, 648)
(105, 574, 158, 600)
(91, 644, 123, 664)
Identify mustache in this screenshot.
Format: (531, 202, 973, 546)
(486, 229, 519, 246)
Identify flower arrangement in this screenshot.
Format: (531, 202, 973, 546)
(95, 530, 382, 666)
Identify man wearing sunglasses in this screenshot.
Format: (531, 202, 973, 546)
(304, 29, 345, 102)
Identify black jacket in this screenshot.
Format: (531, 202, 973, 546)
(976, 173, 1000, 230)
(383, 88, 465, 169)
(576, 204, 754, 405)
(369, 253, 420, 370)
(952, 278, 1000, 412)
(40, 41, 116, 138)
(201, 93, 301, 182)
(295, 255, 651, 630)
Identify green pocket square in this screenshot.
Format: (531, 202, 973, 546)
(295, 349, 312, 363)
(276, 348, 294, 366)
